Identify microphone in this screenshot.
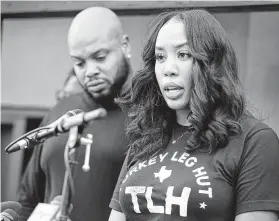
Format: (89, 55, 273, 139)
(6, 108, 107, 154)
(57, 107, 107, 132)
(36, 107, 106, 139)
(27, 196, 72, 221)
(47, 109, 84, 128)
(0, 201, 22, 221)
(33, 109, 85, 140)
(5, 109, 83, 154)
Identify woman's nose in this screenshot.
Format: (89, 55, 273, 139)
(163, 58, 178, 77)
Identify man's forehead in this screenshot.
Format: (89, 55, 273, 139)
(67, 7, 123, 58)
(69, 36, 118, 58)
(68, 23, 121, 48)
(68, 9, 123, 44)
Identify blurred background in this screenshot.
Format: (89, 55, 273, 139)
(1, 0, 279, 202)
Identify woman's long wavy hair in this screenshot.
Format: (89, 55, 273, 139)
(117, 9, 246, 163)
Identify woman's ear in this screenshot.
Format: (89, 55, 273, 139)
(122, 35, 132, 59)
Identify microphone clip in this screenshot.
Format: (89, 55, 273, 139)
(27, 136, 45, 149)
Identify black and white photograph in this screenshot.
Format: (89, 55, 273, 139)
(1, 1, 279, 221)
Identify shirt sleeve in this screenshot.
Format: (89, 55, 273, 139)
(17, 115, 50, 221)
(17, 144, 46, 221)
(109, 148, 131, 212)
(235, 127, 279, 215)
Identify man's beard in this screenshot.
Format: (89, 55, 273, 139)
(85, 55, 130, 107)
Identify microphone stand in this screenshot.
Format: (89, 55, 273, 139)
(56, 126, 93, 221)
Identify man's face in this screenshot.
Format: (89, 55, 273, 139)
(69, 33, 129, 100)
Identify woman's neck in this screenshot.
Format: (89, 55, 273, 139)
(176, 109, 191, 126)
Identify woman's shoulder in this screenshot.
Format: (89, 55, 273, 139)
(240, 114, 277, 140)
(233, 115, 279, 159)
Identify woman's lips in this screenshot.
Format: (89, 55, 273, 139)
(163, 82, 184, 100)
(164, 88, 184, 99)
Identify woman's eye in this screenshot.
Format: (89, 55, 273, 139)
(155, 54, 166, 62)
(178, 51, 191, 60)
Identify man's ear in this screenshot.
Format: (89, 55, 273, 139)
(122, 35, 132, 59)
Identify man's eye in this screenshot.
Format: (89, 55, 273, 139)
(95, 53, 107, 61)
(178, 51, 191, 60)
(96, 56, 106, 61)
(75, 62, 85, 68)
(155, 54, 166, 62)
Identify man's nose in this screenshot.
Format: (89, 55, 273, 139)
(163, 57, 178, 77)
(85, 61, 100, 78)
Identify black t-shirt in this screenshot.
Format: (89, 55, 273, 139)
(18, 92, 129, 221)
(110, 116, 279, 221)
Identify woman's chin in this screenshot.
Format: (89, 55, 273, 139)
(166, 100, 188, 111)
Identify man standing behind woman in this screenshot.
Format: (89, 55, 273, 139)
(109, 9, 279, 221)
(18, 7, 133, 221)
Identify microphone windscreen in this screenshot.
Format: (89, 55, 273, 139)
(67, 109, 84, 116)
(83, 108, 107, 122)
(0, 201, 22, 213)
(1, 209, 19, 221)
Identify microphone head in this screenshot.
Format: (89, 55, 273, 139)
(83, 108, 107, 123)
(98, 108, 107, 118)
(48, 109, 84, 129)
(67, 109, 84, 117)
(55, 109, 84, 132)
(95, 108, 107, 118)
(1, 209, 19, 221)
(1, 201, 22, 213)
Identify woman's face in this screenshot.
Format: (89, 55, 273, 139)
(155, 19, 193, 111)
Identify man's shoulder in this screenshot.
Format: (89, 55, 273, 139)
(44, 93, 98, 123)
(57, 92, 97, 110)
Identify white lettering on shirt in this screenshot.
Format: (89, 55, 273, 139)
(178, 152, 189, 163)
(159, 153, 168, 162)
(125, 186, 146, 213)
(192, 167, 207, 177)
(185, 157, 197, 167)
(129, 166, 138, 176)
(148, 156, 157, 166)
(125, 186, 191, 217)
(165, 186, 191, 217)
(122, 173, 129, 183)
(146, 187, 164, 213)
(199, 187, 213, 198)
(138, 161, 147, 170)
(196, 176, 210, 186)
(171, 151, 178, 161)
